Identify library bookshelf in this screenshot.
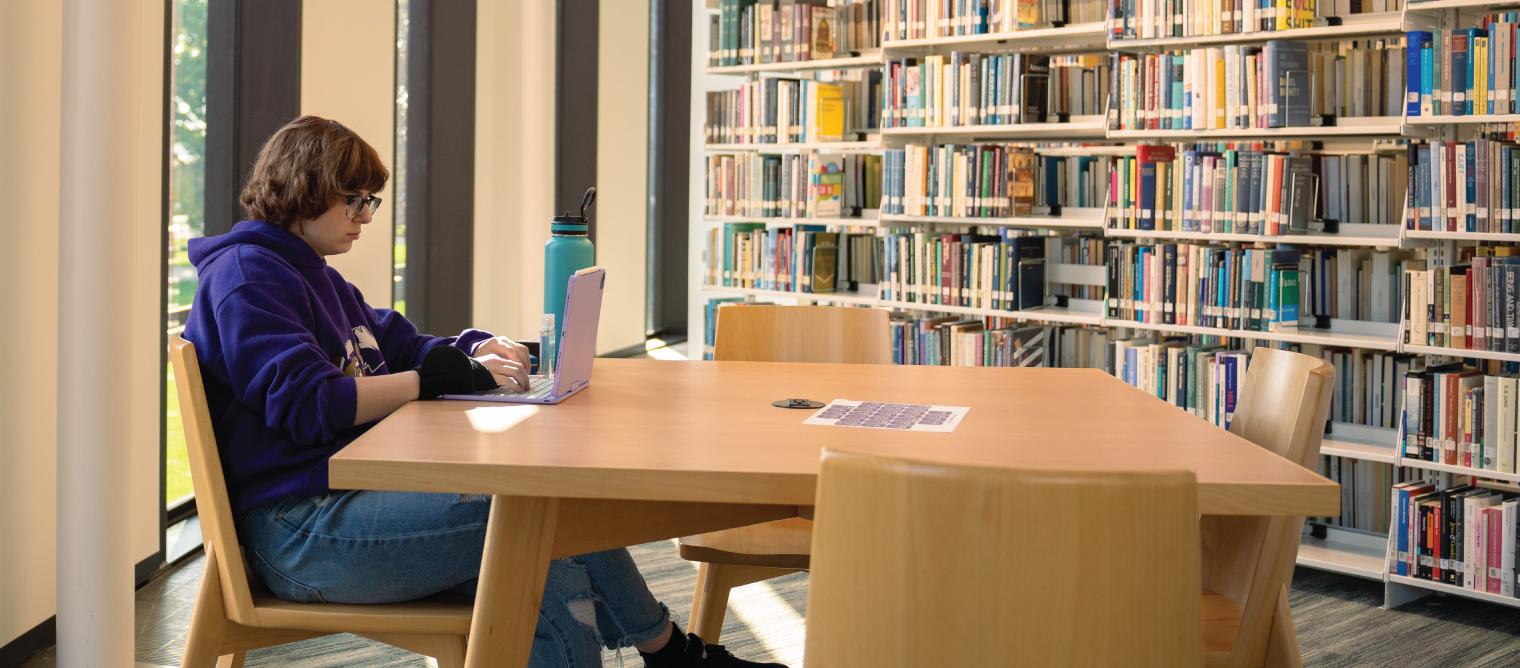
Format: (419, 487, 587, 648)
(880, 21, 1108, 54)
(691, 0, 1520, 613)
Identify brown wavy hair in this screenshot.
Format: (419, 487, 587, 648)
(239, 115, 389, 227)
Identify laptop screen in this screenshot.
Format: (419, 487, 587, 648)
(552, 267, 605, 394)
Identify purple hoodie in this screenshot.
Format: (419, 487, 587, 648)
(184, 220, 492, 516)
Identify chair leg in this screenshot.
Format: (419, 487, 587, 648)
(215, 652, 247, 668)
(690, 562, 802, 642)
(1264, 586, 1302, 668)
(691, 563, 734, 642)
(182, 549, 231, 668)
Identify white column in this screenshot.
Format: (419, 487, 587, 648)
(57, 0, 135, 662)
(303, 0, 398, 304)
(596, 0, 652, 353)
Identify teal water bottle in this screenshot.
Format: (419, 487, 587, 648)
(544, 186, 597, 340)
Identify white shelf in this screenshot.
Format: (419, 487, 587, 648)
(1388, 574, 1520, 609)
(1400, 344, 1520, 363)
(1405, 114, 1520, 126)
(1034, 145, 1137, 157)
(1109, 116, 1406, 140)
(701, 215, 879, 227)
(699, 285, 1104, 325)
(705, 51, 882, 75)
(1106, 226, 1403, 248)
(881, 22, 1107, 54)
(1107, 318, 1240, 338)
(1106, 318, 1399, 349)
(1404, 229, 1520, 243)
(1250, 329, 1398, 350)
(882, 116, 1108, 140)
(1396, 456, 1520, 484)
(1406, 0, 1520, 11)
(1107, 12, 1405, 50)
(703, 140, 882, 153)
(1298, 531, 1390, 581)
(1322, 439, 1399, 464)
(880, 209, 1106, 230)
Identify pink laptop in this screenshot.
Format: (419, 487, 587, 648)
(441, 267, 605, 404)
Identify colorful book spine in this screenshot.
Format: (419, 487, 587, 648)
(705, 152, 883, 219)
(884, 0, 1106, 41)
(880, 228, 1063, 310)
(704, 76, 881, 146)
(1404, 139, 1520, 233)
(711, 0, 882, 66)
(882, 145, 1110, 216)
(889, 315, 1051, 367)
(1390, 482, 1520, 598)
(881, 54, 1107, 128)
(1404, 16, 1520, 117)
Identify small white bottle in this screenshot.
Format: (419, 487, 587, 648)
(539, 313, 557, 381)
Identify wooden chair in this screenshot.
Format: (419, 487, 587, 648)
(1201, 346, 1335, 668)
(681, 304, 889, 640)
(170, 337, 472, 668)
(804, 449, 1204, 667)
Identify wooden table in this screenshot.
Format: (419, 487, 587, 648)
(330, 358, 1338, 667)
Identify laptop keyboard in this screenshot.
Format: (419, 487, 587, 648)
(483, 376, 556, 399)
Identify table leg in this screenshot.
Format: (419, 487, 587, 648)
(466, 495, 560, 668)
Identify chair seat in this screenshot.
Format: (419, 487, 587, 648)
(678, 518, 813, 570)
(251, 590, 474, 636)
(1202, 588, 1243, 665)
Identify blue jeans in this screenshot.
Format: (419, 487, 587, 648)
(237, 491, 672, 667)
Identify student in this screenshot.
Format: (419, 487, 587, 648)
(183, 116, 783, 668)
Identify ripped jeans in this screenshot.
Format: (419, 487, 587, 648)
(237, 491, 672, 667)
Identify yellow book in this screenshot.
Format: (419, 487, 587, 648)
(1476, 36, 1489, 115)
(1130, 157, 1140, 226)
(810, 83, 845, 142)
(1213, 50, 1226, 129)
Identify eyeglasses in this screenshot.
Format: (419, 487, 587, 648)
(345, 193, 383, 221)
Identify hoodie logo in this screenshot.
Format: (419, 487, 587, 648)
(341, 325, 388, 377)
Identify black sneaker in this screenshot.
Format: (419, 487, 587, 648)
(674, 632, 788, 668)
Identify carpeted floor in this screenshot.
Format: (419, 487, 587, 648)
(23, 537, 1520, 667)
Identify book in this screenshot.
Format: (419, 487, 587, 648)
(810, 231, 839, 292)
(704, 74, 880, 146)
(711, 0, 880, 66)
(1107, 0, 1391, 40)
(1404, 250, 1520, 351)
(888, 314, 1053, 367)
(1392, 480, 1520, 597)
(884, 0, 1105, 40)
(1404, 139, 1520, 234)
(883, 54, 1104, 129)
(705, 152, 882, 220)
(1402, 365, 1520, 472)
(809, 3, 835, 60)
(1112, 40, 1405, 131)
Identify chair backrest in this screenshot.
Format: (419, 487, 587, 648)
(1205, 346, 1335, 666)
(713, 304, 890, 364)
(1228, 346, 1336, 467)
(804, 450, 1203, 667)
(169, 336, 259, 623)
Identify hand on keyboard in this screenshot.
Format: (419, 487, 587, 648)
(474, 353, 530, 392)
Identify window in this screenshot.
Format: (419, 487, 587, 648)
(166, 0, 208, 513)
(393, 0, 410, 314)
